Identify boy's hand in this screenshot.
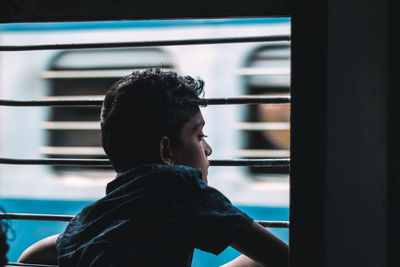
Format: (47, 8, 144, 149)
(221, 221, 289, 267)
(18, 234, 59, 265)
(220, 254, 264, 267)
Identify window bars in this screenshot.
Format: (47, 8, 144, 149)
(0, 213, 288, 228)
(0, 34, 290, 230)
(0, 35, 290, 51)
(0, 96, 290, 107)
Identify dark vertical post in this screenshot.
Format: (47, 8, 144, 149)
(387, 0, 400, 266)
(290, 1, 327, 266)
(323, 1, 388, 266)
(291, 0, 391, 267)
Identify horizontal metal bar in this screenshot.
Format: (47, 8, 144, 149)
(43, 95, 104, 100)
(0, 213, 72, 222)
(210, 159, 289, 167)
(6, 262, 58, 267)
(0, 157, 289, 167)
(0, 213, 288, 228)
(0, 96, 290, 107)
(199, 96, 290, 105)
(0, 158, 111, 166)
(0, 99, 102, 107)
(0, 35, 290, 52)
(258, 220, 289, 228)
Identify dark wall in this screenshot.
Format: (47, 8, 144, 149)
(291, 0, 400, 267)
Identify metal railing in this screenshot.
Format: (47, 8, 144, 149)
(0, 158, 289, 167)
(0, 35, 290, 51)
(0, 213, 289, 228)
(0, 96, 290, 107)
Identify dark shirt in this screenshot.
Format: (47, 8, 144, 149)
(57, 164, 253, 267)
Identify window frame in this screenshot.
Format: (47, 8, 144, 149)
(3, 0, 399, 266)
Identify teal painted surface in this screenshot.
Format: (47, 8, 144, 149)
(0, 198, 288, 266)
(0, 18, 290, 32)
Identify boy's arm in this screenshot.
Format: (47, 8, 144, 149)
(18, 234, 59, 265)
(220, 221, 289, 267)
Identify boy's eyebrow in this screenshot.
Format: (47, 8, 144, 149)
(192, 120, 205, 131)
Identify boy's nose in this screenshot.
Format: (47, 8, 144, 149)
(204, 141, 212, 157)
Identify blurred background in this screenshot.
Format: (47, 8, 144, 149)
(0, 18, 290, 265)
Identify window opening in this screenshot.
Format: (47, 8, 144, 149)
(0, 18, 290, 265)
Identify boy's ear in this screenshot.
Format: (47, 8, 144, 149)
(159, 136, 173, 165)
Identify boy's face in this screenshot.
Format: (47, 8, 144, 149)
(171, 111, 212, 183)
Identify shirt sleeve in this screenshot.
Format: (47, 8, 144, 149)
(181, 176, 254, 255)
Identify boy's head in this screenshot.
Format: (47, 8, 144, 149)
(101, 69, 212, 181)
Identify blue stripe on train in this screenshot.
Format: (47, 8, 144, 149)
(0, 18, 290, 32)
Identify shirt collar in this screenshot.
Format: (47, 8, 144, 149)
(106, 164, 202, 194)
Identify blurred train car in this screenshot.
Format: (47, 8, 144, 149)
(0, 18, 290, 263)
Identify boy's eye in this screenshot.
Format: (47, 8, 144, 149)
(198, 134, 208, 141)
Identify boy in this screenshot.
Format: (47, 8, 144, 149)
(19, 69, 288, 266)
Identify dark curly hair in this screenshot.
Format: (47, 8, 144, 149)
(0, 209, 9, 267)
(100, 69, 205, 172)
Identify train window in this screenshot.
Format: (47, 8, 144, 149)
(0, 18, 291, 263)
(238, 43, 290, 174)
(40, 48, 174, 172)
